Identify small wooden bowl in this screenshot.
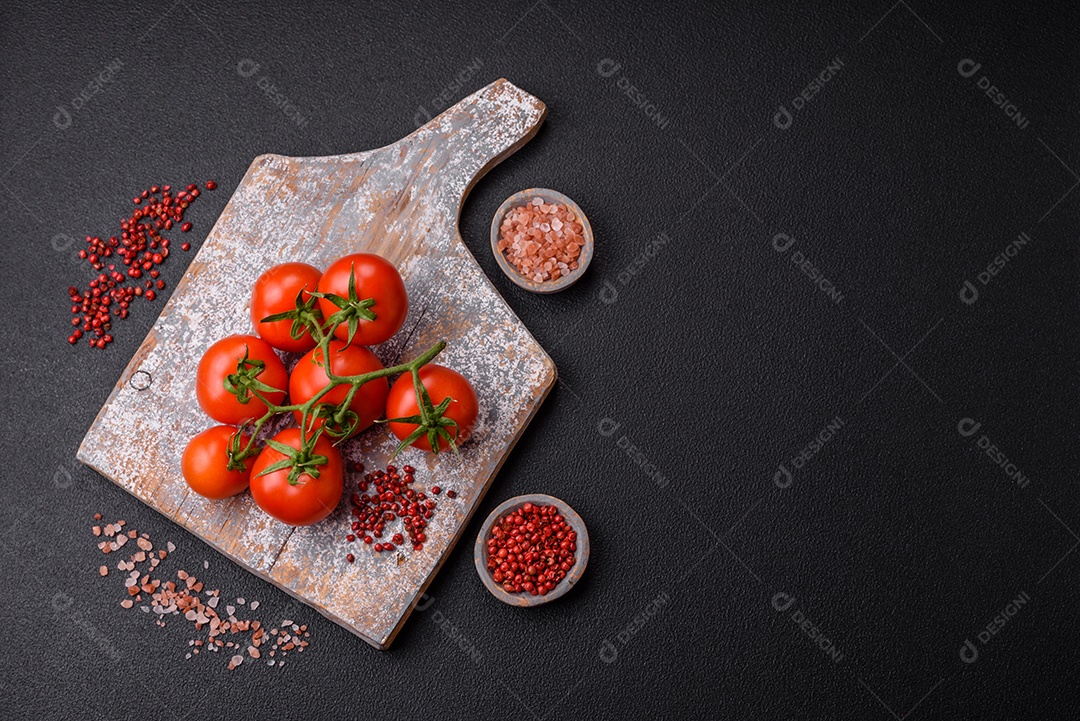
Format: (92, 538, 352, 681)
(490, 188, 594, 293)
(474, 494, 589, 606)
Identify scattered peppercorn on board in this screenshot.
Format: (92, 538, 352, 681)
(77, 79, 556, 650)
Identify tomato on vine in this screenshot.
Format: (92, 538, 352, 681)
(181, 425, 255, 499)
(184, 250, 473, 525)
(250, 262, 323, 353)
(385, 364, 478, 454)
(196, 334, 288, 424)
(289, 340, 389, 439)
(249, 428, 344, 526)
(315, 253, 407, 346)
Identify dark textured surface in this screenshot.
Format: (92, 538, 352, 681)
(1, 2, 1077, 719)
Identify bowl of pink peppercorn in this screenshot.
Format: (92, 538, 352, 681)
(474, 494, 589, 607)
(491, 188, 594, 293)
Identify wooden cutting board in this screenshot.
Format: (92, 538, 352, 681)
(77, 78, 556, 650)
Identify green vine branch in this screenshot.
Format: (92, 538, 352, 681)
(224, 266, 454, 484)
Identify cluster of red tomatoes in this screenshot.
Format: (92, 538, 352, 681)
(181, 253, 478, 526)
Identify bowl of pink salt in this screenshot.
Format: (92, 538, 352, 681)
(491, 188, 593, 293)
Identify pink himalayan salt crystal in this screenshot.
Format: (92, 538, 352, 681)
(498, 201, 584, 283)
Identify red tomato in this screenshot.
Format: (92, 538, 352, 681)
(249, 428, 344, 526)
(181, 426, 254, 499)
(385, 365, 478, 452)
(316, 253, 408, 346)
(196, 334, 288, 425)
(289, 340, 389, 438)
(250, 262, 323, 353)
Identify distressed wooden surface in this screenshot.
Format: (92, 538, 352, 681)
(77, 79, 555, 650)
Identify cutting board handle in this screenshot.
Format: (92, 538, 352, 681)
(409, 78, 548, 202)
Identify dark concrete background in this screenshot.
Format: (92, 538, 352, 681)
(2, 1, 1078, 719)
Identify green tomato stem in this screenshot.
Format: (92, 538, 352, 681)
(225, 264, 449, 471)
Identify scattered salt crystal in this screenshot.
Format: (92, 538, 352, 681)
(89, 518, 315, 672)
